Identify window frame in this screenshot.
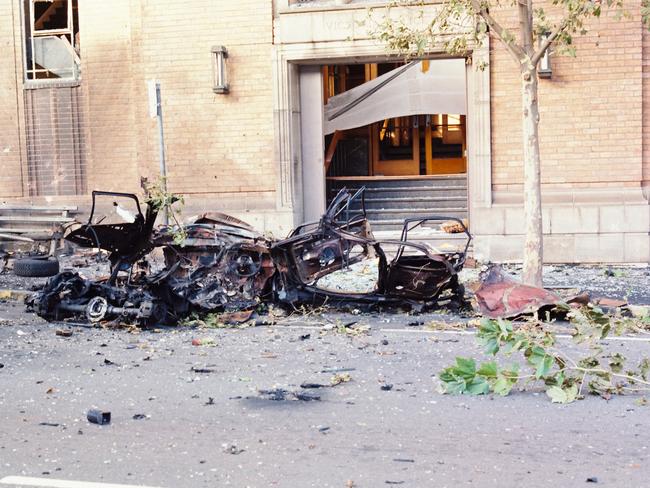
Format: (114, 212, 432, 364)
(22, 0, 81, 84)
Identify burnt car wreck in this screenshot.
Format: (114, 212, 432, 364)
(28, 188, 471, 326)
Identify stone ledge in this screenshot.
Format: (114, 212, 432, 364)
(492, 187, 649, 205)
(473, 232, 650, 264)
(470, 200, 649, 235)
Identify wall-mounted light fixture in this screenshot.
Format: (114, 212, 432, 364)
(537, 32, 552, 79)
(211, 45, 229, 94)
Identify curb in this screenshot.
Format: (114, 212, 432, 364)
(0, 289, 35, 302)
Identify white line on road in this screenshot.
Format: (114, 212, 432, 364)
(0, 476, 164, 488)
(277, 324, 650, 342)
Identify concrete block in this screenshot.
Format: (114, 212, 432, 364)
(470, 207, 505, 235)
(503, 207, 524, 234)
(575, 234, 625, 263)
(542, 207, 551, 234)
(474, 235, 524, 262)
(544, 234, 576, 263)
(599, 206, 626, 233)
(550, 206, 599, 234)
(623, 205, 650, 233)
(624, 233, 650, 262)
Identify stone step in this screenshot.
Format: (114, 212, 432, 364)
(327, 175, 467, 189)
(365, 213, 468, 232)
(350, 196, 468, 210)
(330, 186, 468, 199)
(363, 208, 468, 219)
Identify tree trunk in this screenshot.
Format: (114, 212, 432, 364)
(521, 69, 543, 287)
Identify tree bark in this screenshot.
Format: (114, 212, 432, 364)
(521, 69, 543, 287)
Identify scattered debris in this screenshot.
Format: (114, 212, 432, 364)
(191, 338, 216, 346)
(221, 443, 245, 455)
(380, 384, 394, 391)
(441, 218, 468, 234)
(27, 188, 470, 327)
(330, 373, 352, 385)
(256, 389, 321, 402)
(55, 329, 73, 337)
(593, 297, 627, 309)
(219, 310, 255, 324)
(132, 414, 148, 420)
(190, 366, 215, 374)
(38, 422, 60, 427)
(300, 382, 329, 389)
(586, 477, 598, 483)
(87, 409, 111, 425)
(321, 367, 356, 374)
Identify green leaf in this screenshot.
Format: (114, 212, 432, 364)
(439, 375, 466, 395)
(546, 384, 578, 404)
(483, 337, 499, 355)
(528, 346, 554, 378)
(639, 358, 650, 381)
(477, 361, 498, 378)
(536, 354, 554, 379)
(565, 384, 579, 403)
(493, 375, 515, 396)
(465, 377, 490, 395)
(454, 357, 476, 380)
(609, 353, 625, 373)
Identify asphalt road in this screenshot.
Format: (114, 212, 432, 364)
(1, 300, 649, 488)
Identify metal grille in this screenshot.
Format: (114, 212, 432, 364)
(24, 85, 88, 196)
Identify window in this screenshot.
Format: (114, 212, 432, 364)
(24, 0, 80, 81)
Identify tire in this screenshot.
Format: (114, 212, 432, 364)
(13, 257, 60, 278)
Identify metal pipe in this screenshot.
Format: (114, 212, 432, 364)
(155, 82, 169, 225)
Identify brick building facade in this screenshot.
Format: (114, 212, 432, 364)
(0, 0, 648, 262)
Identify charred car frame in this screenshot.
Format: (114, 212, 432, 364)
(28, 188, 471, 325)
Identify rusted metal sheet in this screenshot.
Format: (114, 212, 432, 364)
(475, 265, 589, 319)
(28, 187, 472, 326)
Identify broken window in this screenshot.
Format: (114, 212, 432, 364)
(23, 0, 80, 81)
(323, 61, 468, 177)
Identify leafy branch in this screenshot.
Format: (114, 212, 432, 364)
(439, 307, 650, 403)
(141, 177, 188, 246)
(365, 0, 650, 72)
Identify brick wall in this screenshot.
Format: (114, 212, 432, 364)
(0, 3, 25, 198)
(78, 1, 139, 194)
(128, 0, 277, 209)
(0, 0, 277, 213)
(1, 1, 646, 209)
(490, 6, 644, 193)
